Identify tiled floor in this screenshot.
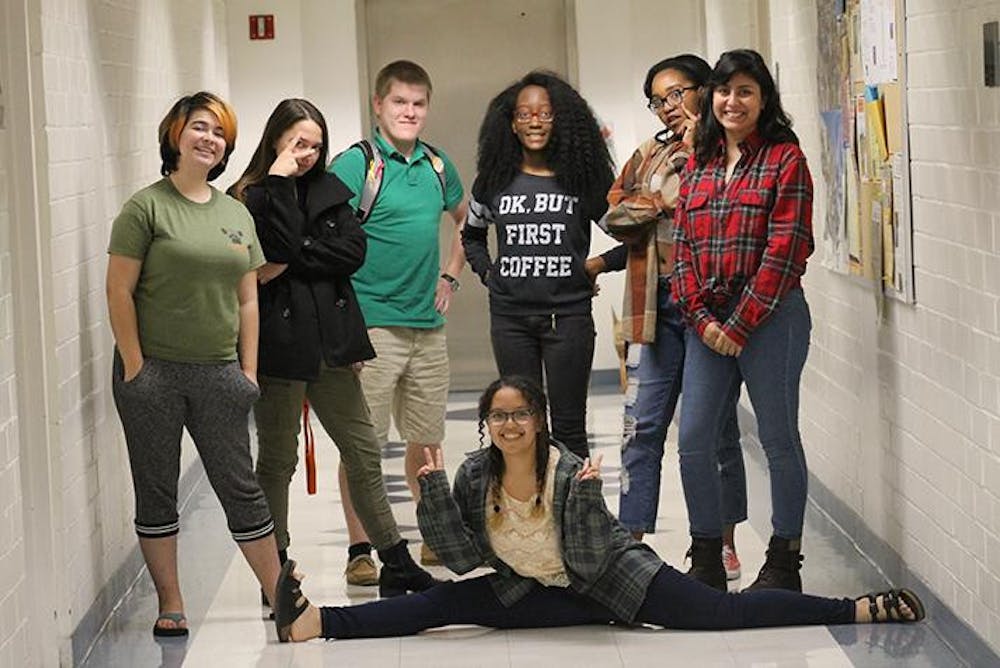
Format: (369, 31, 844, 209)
(82, 390, 962, 667)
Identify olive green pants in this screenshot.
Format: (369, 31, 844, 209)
(253, 364, 401, 551)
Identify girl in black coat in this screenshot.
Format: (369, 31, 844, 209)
(231, 99, 438, 597)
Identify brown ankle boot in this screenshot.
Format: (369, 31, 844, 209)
(685, 537, 727, 591)
(744, 536, 803, 592)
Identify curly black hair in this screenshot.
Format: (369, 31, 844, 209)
(471, 71, 614, 223)
(695, 49, 798, 166)
(477, 376, 552, 522)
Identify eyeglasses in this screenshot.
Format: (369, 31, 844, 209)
(486, 408, 535, 426)
(513, 109, 555, 124)
(647, 86, 698, 112)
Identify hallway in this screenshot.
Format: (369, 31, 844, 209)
(80, 390, 959, 667)
(3, 1, 1000, 664)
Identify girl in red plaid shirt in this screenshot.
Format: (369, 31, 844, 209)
(672, 49, 815, 592)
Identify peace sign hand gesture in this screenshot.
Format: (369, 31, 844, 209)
(417, 446, 445, 478)
(268, 133, 316, 177)
(679, 103, 701, 150)
(575, 453, 604, 482)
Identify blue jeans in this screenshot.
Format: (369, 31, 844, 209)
(678, 288, 811, 539)
(318, 564, 854, 638)
(490, 311, 595, 458)
(619, 281, 746, 534)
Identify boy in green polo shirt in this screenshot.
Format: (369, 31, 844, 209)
(330, 60, 466, 574)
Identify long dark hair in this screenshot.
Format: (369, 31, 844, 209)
(477, 376, 552, 522)
(694, 49, 798, 166)
(230, 98, 330, 201)
(471, 71, 614, 223)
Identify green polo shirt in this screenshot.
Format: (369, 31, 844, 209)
(330, 130, 463, 328)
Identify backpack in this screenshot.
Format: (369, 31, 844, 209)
(347, 139, 449, 223)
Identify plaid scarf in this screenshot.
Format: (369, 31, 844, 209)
(603, 134, 689, 343)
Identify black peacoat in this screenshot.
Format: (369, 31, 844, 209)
(243, 172, 375, 381)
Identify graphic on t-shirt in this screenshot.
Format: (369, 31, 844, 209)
(496, 192, 580, 278)
(221, 227, 250, 253)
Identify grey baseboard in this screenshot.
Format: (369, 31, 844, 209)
(72, 458, 206, 667)
(737, 403, 998, 667)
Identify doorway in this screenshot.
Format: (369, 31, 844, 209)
(362, 0, 571, 390)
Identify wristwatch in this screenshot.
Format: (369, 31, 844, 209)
(440, 273, 461, 292)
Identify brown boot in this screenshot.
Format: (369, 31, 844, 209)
(685, 537, 727, 591)
(744, 536, 803, 592)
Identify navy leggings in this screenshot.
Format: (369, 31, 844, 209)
(319, 564, 855, 639)
(490, 311, 595, 459)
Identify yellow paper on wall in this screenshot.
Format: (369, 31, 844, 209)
(880, 82, 903, 154)
(865, 95, 888, 163)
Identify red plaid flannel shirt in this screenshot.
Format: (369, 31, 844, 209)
(672, 132, 814, 346)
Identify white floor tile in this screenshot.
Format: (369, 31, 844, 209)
(83, 391, 959, 667)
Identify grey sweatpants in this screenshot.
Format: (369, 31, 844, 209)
(111, 353, 274, 542)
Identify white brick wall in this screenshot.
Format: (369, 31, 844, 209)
(0, 77, 29, 668)
(765, 0, 1000, 654)
(0, 1, 232, 662)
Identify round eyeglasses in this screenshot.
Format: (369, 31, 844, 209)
(647, 86, 698, 112)
(486, 408, 536, 426)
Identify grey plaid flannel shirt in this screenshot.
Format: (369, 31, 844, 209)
(416, 443, 663, 623)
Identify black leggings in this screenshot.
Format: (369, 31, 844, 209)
(319, 564, 855, 639)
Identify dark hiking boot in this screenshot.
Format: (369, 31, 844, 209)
(685, 537, 727, 591)
(377, 539, 446, 597)
(744, 536, 803, 592)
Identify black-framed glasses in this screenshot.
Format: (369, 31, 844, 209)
(486, 408, 535, 425)
(513, 109, 555, 124)
(647, 86, 698, 112)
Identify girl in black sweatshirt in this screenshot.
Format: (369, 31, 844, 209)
(462, 71, 617, 458)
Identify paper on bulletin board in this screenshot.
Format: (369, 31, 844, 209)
(855, 180, 881, 279)
(854, 92, 874, 179)
(882, 200, 895, 285)
(860, 0, 898, 84)
(880, 82, 903, 154)
(847, 165, 862, 270)
(890, 153, 908, 291)
(865, 88, 888, 163)
(820, 110, 848, 272)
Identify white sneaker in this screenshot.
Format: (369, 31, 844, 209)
(722, 544, 741, 580)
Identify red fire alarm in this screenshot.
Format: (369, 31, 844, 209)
(249, 15, 274, 40)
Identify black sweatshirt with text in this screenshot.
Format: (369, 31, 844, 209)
(462, 173, 597, 316)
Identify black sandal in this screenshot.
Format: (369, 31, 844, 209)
(274, 559, 310, 642)
(152, 612, 189, 638)
(857, 588, 926, 623)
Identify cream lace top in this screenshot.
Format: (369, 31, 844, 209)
(486, 447, 570, 587)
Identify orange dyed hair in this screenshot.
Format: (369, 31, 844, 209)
(158, 91, 238, 181)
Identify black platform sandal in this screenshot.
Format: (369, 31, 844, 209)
(274, 559, 310, 642)
(857, 588, 926, 623)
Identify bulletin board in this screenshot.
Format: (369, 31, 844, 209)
(815, 0, 914, 303)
